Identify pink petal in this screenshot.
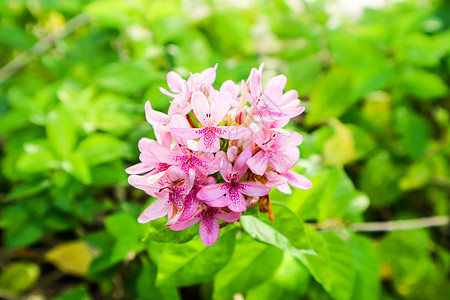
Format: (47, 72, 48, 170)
(125, 162, 153, 175)
(266, 74, 287, 91)
(199, 64, 218, 86)
(167, 71, 186, 93)
(227, 189, 247, 212)
(145, 101, 170, 125)
(261, 85, 283, 108)
(197, 183, 229, 201)
(276, 182, 292, 194)
(247, 150, 269, 176)
(265, 171, 289, 187)
(213, 209, 241, 223)
(204, 195, 230, 207)
(199, 213, 220, 246)
(285, 170, 312, 190)
(233, 149, 252, 181)
(171, 127, 204, 140)
(170, 210, 204, 231)
(210, 92, 231, 126)
(220, 80, 239, 99)
(215, 126, 250, 140)
(197, 131, 220, 152)
(219, 158, 232, 183)
(178, 190, 200, 221)
(128, 175, 152, 191)
(170, 114, 191, 129)
(159, 87, 176, 98)
(280, 89, 298, 106)
(238, 181, 271, 197)
(137, 198, 171, 223)
(270, 149, 299, 173)
(166, 208, 184, 226)
(277, 132, 303, 151)
(227, 146, 239, 162)
(191, 91, 211, 126)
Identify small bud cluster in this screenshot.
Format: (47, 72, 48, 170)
(127, 64, 312, 246)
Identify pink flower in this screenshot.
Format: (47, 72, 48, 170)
(137, 166, 194, 225)
(265, 170, 312, 194)
(171, 91, 249, 152)
(197, 150, 271, 212)
(247, 128, 303, 176)
(127, 63, 312, 246)
(170, 205, 241, 246)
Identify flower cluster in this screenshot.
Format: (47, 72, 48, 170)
(126, 64, 312, 246)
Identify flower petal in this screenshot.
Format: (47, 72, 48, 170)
(167, 71, 186, 93)
(276, 182, 292, 194)
(199, 63, 218, 86)
(191, 91, 210, 126)
(215, 126, 250, 140)
(171, 127, 204, 140)
(238, 181, 271, 197)
(197, 183, 229, 201)
(266, 74, 287, 91)
(219, 157, 232, 183)
(233, 149, 252, 181)
(220, 80, 239, 99)
(170, 209, 204, 231)
(204, 195, 230, 207)
(197, 131, 220, 152)
(137, 198, 171, 223)
(227, 188, 247, 212)
(210, 91, 231, 126)
(125, 162, 153, 175)
(285, 170, 312, 190)
(270, 149, 299, 173)
(247, 150, 269, 176)
(145, 101, 170, 125)
(199, 213, 220, 246)
(214, 209, 241, 223)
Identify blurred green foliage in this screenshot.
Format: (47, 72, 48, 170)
(0, 0, 449, 299)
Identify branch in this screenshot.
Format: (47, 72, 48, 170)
(350, 216, 449, 232)
(310, 216, 449, 232)
(0, 13, 89, 84)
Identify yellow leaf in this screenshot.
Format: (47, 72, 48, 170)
(45, 241, 94, 276)
(323, 119, 356, 166)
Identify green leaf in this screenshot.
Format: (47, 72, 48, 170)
(78, 133, 125, 166)
(349, 235, 380, 300)
(105, 213, 145, 263)
(52, 285, 91, 300)
(63, 151, 92, 184)
(306, 67, 358, 125)
(246, 253, 311, 300)
(399, 69, 447, 100)
(0, 262, 40, 293)
(152, 228, 237, 287)
(85, 0, 134, 28)
(16, 141, 58, 174)
(360, 151, 403, 207)
(46, 108, 77, 158)
(297, 228, 356, 300)
(1, 206, 43, 249)
(143, 217, 197, 244)
(394, 106, 431, 159)
(135, 257, 181, 300)
(94, 61, 156, 94)
(240, 202, 314, 256)
(0, 27, 35, 49)
(213, 234, 284, 297)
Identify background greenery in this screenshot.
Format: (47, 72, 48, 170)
(0, 0, 449, 299)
